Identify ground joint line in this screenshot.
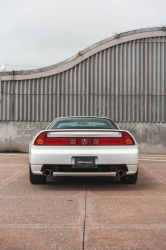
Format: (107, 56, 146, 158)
(0, 166, 28, 188)
(140, 163, 166, 184)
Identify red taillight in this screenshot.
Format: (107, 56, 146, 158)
(34, 132, 135, 146)
(44, 138, 77, 145)
(123, 132, 135, 145)
(92, 138, 125, 145)
(34, 132, 77, 146)
(34, 132, 47, 145)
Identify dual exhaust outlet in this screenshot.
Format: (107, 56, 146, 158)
(116, 169, 126, 178)
(43, 169, 52, 177)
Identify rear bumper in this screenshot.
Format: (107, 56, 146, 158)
(30, 145, 138, 165)
(31, 169, 137, 177)
(30, 144, 138, 176)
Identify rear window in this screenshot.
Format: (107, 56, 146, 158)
(48, 118, 118, 130)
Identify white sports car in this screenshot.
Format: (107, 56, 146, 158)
(29, 117, 138, 184)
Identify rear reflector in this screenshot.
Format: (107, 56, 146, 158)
(93, 138, 100, 145)
(34, 131, 135, 146)
(70, 138, 76, 145)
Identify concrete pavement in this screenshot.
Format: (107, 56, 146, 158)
(0, 154, 166, 249)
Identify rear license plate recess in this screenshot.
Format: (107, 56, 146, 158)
(73, 157, 96, 168)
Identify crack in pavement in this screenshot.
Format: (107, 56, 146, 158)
(82, 180, 87, 250)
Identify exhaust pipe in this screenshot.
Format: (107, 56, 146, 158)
(116, 169, 125, 178)
(43, 169, 52, 177)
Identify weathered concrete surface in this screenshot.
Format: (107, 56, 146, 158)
(119, 122, 166, 154)
(1, 154, 166, 249)
(0, 122, 49, 152)
(0, 121, 166, 153)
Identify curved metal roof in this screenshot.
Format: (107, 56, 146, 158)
(1, 26, 166, 79)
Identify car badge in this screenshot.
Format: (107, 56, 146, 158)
(82, 139, 88, 145)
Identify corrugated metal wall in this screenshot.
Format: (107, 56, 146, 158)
(1, 37, 166, 122)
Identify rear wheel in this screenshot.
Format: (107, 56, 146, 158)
(29, 164, 46, 184)
(120, 169, 138, 184)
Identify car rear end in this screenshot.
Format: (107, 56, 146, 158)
(29, 125, 138, 184)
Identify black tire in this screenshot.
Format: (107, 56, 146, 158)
(120, 169, 138, 184)
(29, 164, 46, 184)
